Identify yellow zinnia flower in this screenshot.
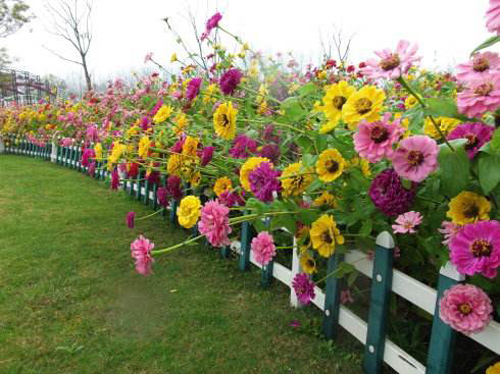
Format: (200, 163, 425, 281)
(486, 362, 500, 374)
(342, 85, 386, 129)
(316, 149, 345, 182)
(300, 252, 317, 274)
(214, 177, 233, 196)
(177, 195, 201, 229)
(319, 81, 356, 133)
(138, 136, 150, 159)
(424, 117, 460, 139)
(182, 136, 199, 157)
(94, 143, 103, 162)
(108, 141, 126, 165)
(313, 191, 337, 208)
(447, 191, 491, 225)
(281, 162, 314, 197)
(240, 157, 269, 191)
(404, 95, 418, 109)
(173, 113, 189, 134)
(213, 102, 237, 140)
(310, 214, 344, 258)
(153, 105, 174, 124)
(167, 154, 184, 176)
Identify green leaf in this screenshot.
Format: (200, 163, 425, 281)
(302, 153, 317, 168)
(347, 270, 358, 287)
(359, 219, 373, 236)
(295, 135, 314, 153)
(470, 35, 500, 56)
(478, 154, 500, 194)
(423, 98, 469, 121)
(298, 83, 316, 97)
(490, 128, 500, 154)
(297, 210, 320, 225)
(438, 145, 470, 197)
(280, 97, 306, 121)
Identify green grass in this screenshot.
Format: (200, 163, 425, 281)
(0, 155, 363, 374)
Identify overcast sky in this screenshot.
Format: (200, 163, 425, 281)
(2, 0, 495, 85)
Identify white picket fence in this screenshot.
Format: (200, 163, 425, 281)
(1, 138, 500, 374)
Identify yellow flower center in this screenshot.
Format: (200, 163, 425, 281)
(470, 239, 492, 257)
(458, 302, 472, 315)
(474, 82, 493, 96)
(379, 54, 401, 71)
(332, 96, 347, 110)
(355, 98, 372, 115)
(406, 150, 424, 166)
(473, 57, 489, 72)
(370, 124, 389, 143)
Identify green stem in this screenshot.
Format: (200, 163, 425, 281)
(136, 208, 164, 221)
(152, 234, 204, 255)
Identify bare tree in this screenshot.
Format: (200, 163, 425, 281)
(44, 0, 93, 92)
(319, 26, 355, 65)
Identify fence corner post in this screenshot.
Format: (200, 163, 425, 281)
(290, 237, 303, 308)
(50, 142, 57, 163)
(426, 262, 465, 374)
(0, 138, 4, 154)
(322, 252, 344, 340)
(239, 218, 254, 271)
(363, 231, 395, 374)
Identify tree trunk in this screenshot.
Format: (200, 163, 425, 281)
(81, 54, 92, 92)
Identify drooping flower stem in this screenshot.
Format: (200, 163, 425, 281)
(136, 208, 164, 221)
(396, 77, 455, 152)
(152, 234, 204, 255)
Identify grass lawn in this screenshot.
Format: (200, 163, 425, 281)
(0, 155, 363, 374)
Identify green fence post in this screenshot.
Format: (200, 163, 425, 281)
(426, 262, 465, 374)
(169, 199, 178, 225)
(363, 231, 395, 374)
(143, 179, 150, 205)
(136, 172, 142, 201)
(220, 246, 230, 258)
(152, 183, 158, 210)
(322, 252, 344, 340)
(239, 217, 255, 271)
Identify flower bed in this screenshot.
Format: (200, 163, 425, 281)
(2, 2, 500, 372)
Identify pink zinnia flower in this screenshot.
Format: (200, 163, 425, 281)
(251, 231, 276, 266)
(201, 12, 222, 40)
(447, 122, 494, 159)
(126, 212, 135, 229)
(456, 52, 500, 84)
(219, 68, 242, 95)
(362, 40, 421, 80)
(391, 135, 438, 182)
(449, 220, 500, 278)
(186, 77, 202, 101)
(439, 284, 493, 335)
(340, 289, 354, 305)
(486, 0, 500, 34)
(198, 200, 232, 248)
(457, 75, 500, 118)
(110, 169, 120, 190)
(354, 113, 404, 163)
(292, 273, 316, 305)
(392, 211, 423, 234)
(438, 221, 463, 246)
(144, 52, 153, 64)
(88, 162, 96, 178)
(130, 235, 155, 276)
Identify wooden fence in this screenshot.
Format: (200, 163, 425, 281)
(1, 136, 499, 374)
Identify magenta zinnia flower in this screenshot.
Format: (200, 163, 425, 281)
(354, 113, 404, 163)
(218, 190, 245, 207)
(369, 168, 416, 217)
(392, 211, 423, 234)
(167, 175, 183, 200)
(111, 169, 120, 190)
(457, 75, 500, 118)
(219, 68, 243, 95)
(126, 211, 135, 229)
(456, 52, 500, 84)
(248, 162, 281, 203)
(292, 273, 316, 305)
(251, 231, 276, 266)
(229, 134, 257, 159)
(391, 135, 438, 182)
(88, 162, 96, 178)
(447, 122, 494, 159)
(130, 235, 155, 276)
(362, 40, 421, 80)
(449, 220, 500, 278)
(439, 283, 493, 335)
(198, 200, 232, 248)
(157, 186, 169, 207)
(201, 146, 214, 166)
(258, 144, 281, 164)
(201, 12, 222, 40)
(486, 0, 500, 34)
(186, 77, 202, 101)
(439, 221, 463, 246)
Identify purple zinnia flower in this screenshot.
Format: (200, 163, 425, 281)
(201, 146, 214, 166)
(126, 212, 135, 229)
(258, 144, 281, 164)
(229, 135, 257, 159)
(447, 122, 494, 159)
(368, 168, 416, 217)
(201, 12, 222, 40)
(219, 68, 242, 95)
(170, 135, 186, 154)
(218, 190, 245, 207)
(167, 175, 183, 200)
(157, 186, 169, 207)
(81, 148, 95, 167)
(186, 77, 202, 101)
(248, 162, 281, 203)
(88, 162, 96, 178)
(292, 273, 316, 305)
(147, 171, 161, 185)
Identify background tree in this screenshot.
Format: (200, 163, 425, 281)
(0, 0, 31, 68)
(44, 0, 93, 92)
